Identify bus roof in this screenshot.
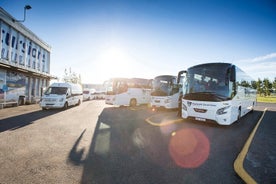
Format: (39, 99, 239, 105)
(188, 62, 233, 69)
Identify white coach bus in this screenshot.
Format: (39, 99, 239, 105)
(150, 74, 184, 110)
(105, 78, 152, 107)
(181, 63, 256, 125)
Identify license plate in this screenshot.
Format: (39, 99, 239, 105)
(195, 117, 206, 122)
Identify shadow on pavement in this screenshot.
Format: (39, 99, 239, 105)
(68, 106, 264, 184)
(0, 109, 61, 132)
(80, 107, 169, 184)
(68, 128, 87, 166)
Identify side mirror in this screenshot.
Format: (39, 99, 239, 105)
(177, 70, 187, 84)
(230, 66, 236, 82)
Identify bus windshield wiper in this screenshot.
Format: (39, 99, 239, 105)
(184, 92, 229, 101)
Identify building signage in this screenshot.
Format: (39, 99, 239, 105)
(0, 21, 50, 73)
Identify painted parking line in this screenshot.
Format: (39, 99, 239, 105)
(234, 108, 267, 184)
(145, 113, 183, 126)
(129, 105, 151, 111)
(129, 106, 145, 111)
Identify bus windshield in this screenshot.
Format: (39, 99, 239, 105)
(106, 80, 128, 95)
(151, 75, 178, 96)
(45, 87, 68, 95)
(184, 63, 232, 101)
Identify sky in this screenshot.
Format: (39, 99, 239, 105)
(1, 0, 276, 84)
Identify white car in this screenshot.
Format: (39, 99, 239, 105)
(83, 88, 96, 101)
(94, 91, 106, 100)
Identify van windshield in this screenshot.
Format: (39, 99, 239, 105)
(45, 87, 68, 95)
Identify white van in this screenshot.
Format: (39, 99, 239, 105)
(40, 83, 83, 110)
(83, 88, 96, 101)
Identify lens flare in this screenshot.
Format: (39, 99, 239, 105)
(160, 123, 177, 135)
(169, 128, 210, 168)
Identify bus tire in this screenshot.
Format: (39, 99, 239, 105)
(250, 102, 255, 113)
(130, 99, 137, 107)
(77, 99, 81, 106)
(63, 102, 68, 110)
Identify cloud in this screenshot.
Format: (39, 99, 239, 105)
(238, 52, 276, 64)
(234, 52, 276, 80)
(251, 53, 276, 63)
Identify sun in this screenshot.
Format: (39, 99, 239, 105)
(97, 46, 134, 79)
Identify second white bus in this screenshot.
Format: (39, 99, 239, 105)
(150, 75, 183, 109)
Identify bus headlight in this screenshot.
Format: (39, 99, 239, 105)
(59, 98, 64, 102)
(216, 106, 230, 115)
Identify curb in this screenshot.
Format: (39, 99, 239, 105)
(234, 108, 267, 184)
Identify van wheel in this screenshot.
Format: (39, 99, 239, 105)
(130, 99, 137, 107)
(77, 100, 81, 106)
(63, 102, 68, 110)
(18, 96, 25, 106)
(237, 107, 241, 120)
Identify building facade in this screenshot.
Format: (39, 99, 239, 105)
(0, 7, 55, 105)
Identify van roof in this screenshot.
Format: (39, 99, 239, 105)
(50, 83, 81, 88)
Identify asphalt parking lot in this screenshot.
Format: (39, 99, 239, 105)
(0, 101, 275, 184)
(236, 103, 276, 183)
(146, 102, 276, 184)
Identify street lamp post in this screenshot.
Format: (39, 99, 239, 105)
(13, 5, 32, 22)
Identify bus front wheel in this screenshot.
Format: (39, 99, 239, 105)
(130, 99, 137, 107)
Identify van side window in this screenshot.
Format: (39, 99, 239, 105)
(66, 88, 71, 96)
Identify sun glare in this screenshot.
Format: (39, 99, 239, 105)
(97, 46, 134, 79)
(90, 45, 156, 83)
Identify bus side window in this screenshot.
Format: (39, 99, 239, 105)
(119, 83, 128, 93)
